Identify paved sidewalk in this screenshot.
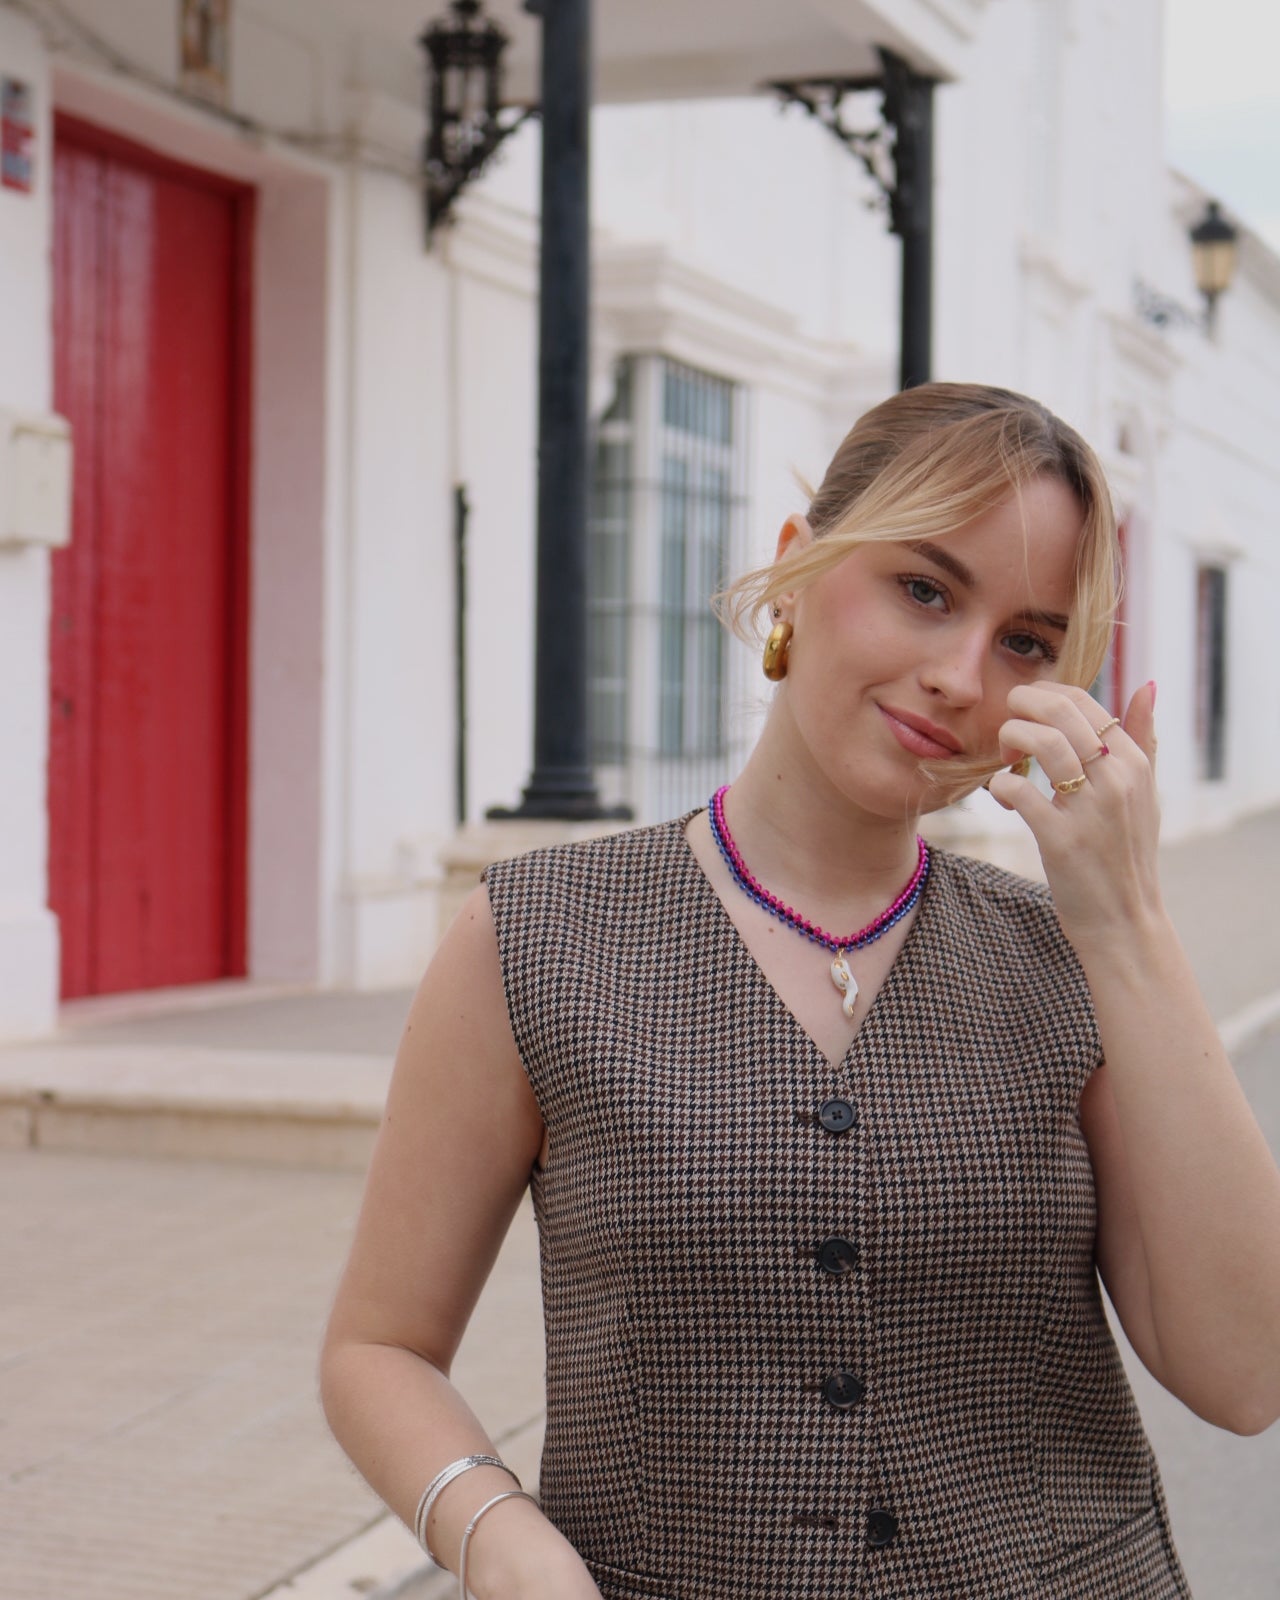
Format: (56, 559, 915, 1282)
(2, 806, 1278, 1600)
(0, 1151, 543, 1600)
(1156, 804, 1280, 1037)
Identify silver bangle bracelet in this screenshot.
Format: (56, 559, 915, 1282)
(413, 1454, 519, 1564)
(457, 1489, 540, 1600)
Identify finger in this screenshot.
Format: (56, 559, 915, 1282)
(1005, 683, 1113, 762)
(1122, 680, 1158, 773)
(996, 717, 1091, 789)
(986, 765, 1058, 825)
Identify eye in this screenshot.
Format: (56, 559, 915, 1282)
(1004, 631, 1059, 665)
(900, 574, 949, 610)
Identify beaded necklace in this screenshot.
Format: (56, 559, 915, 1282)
(707, 784, 930, 1018)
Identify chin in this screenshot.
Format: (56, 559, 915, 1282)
(852, 766, 979, 823)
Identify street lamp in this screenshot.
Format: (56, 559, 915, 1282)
(1134, 197, 1240, 336)
(420, 0, 535, 239)
(1189, 200, 1239, 332)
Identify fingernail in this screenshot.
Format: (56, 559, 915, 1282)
(1147, 679, 1157, 711)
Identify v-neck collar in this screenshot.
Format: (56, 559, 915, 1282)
(670, 806, 945, 1074)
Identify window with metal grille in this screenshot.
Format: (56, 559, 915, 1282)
(1195, 563, 1228, 781)
(587, 356, 748, 819)
(587, 364, 633, 767)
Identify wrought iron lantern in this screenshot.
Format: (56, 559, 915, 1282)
(1189, 200, 1239, 329)
(420, 0, 533, 238)
(1134, 197, 1241, 335)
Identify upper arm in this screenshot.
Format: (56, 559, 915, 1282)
(323, 881, 544, 1373)
(1079, 1063, 1167, 1384)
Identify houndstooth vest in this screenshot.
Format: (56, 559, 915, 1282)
(482, 814, 1192, 1600)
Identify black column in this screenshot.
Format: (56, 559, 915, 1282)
(880, 49, 935, 392)
(491, 0, 623, 820)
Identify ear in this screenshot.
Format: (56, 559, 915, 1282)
(771, 516, 813, 616)
(774, 513, 813, 564)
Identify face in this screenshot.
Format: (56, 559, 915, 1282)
(777, 473, 1083, 818)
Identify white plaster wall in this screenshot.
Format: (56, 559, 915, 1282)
(591, 97, 899, 361)
(448, 244, 539, 822)
(41, 0, 329, 133)
(335, 164, 455, 986)
(933, 2, 1035, 388)
(1154, 219, 1280, 838)
(250, 169, 331, 984)
(0, 8, 59, 1040)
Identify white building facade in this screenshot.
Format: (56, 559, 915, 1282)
(0, 0, 1276, 1040)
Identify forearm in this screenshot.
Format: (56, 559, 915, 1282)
(319, 1339, 580, 1592)
(1079, 912, 1280, 1431)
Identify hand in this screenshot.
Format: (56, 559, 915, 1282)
(465, 1505, 605, 1600)
(986, 680, 1162, 946)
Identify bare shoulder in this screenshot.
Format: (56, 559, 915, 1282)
(323, 881, 543, 1369)
(396, 881, 525, 1084)
(390, 880, 542, 1178)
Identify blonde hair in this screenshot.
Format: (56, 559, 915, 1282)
(716, 382, 1119, 800)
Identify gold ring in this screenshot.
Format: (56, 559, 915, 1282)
(1053, 774, 1088, 796)
(1082, 742, 1110, 765)
(1095, 715, 1121, 737)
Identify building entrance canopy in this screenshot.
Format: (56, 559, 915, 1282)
(335, 0, 983, 105)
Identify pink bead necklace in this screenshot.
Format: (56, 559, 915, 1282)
(708, 784, 930, 1018)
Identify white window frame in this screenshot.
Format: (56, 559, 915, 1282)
(588, 354, 750, 821)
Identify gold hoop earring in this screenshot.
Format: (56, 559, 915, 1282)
(762, 620, 793, 681)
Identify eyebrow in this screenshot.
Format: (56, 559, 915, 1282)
(898, 539, 1071, 633)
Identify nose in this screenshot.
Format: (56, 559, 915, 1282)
(918, 626, 986, 708)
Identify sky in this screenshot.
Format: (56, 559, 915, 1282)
(1163, 0, 1280, 252)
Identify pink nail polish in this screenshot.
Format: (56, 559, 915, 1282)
(1147, 679, 1157, 710)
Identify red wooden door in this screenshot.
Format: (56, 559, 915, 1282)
(49, 119, 251, 999)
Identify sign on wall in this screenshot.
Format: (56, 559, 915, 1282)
(180, 0, 230, 106)
(1, 78, 34, 194)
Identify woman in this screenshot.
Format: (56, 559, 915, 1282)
(320, 383, 1280, 1599)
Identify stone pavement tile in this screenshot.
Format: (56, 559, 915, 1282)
(0, 1152, 377, 1600)
(0, 1148, 545, 1600)
(1159, 805, 1280, 1026)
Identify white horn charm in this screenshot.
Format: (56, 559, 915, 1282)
(830, 951, 859, 1018)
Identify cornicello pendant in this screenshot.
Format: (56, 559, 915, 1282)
(830, 951, 858, 1018)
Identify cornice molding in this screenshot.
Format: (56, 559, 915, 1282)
(594, 242, 874, 410)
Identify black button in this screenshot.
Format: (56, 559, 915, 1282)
(866, 1508, 899, 1548)
(822, 1369, 866, 1409)
(817, 1236, 858, 1275)
(818, 1097, 856, 1133)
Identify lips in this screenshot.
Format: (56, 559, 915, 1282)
(878, 704, 964, 759)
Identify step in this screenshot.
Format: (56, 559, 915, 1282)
(0, 1045, 390, 1169)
